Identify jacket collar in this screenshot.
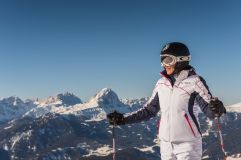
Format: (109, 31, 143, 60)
(160, 66, 196, 83)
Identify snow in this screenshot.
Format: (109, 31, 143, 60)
(38, 88, 134, 121)
(202, 155, 209, 159)
(226, 102, 241, 113)
(226, 157, 241, 160)
(83, 145, 112, 157)
(1, 89, 241, 159)
(23, 88, 123, 121)
(0, 97, 36, 122)
(202, 119, 213, 136)
(81, 122, 89, 126)
(61, 100, 98, 115)
(136, 146, 155, 153)
(10, 130, 33, 149)
(23, 104, 68, 118)
(2, 89, 241, 124)
(1, 88, 145, 123)
(4, 124, 13, 130)
(3, 144, 9, 151)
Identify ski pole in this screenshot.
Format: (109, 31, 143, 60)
(215, 117, 227, 160)
(112, 122, 116, 160)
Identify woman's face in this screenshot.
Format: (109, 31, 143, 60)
(164, 65, 175, 75)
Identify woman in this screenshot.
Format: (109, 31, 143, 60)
(107, 42, 226, 160)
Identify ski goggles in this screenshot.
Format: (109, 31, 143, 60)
(160, 54, 191, 67)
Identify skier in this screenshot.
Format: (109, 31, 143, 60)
(107, 42, 226, 160)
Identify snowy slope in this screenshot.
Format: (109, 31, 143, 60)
(226, 156, 241, 160)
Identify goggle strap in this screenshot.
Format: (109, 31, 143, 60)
(161, 54, 191, 62)
(176, 55, 191, 62)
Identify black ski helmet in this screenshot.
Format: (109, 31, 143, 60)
(160, 42, 191, 73)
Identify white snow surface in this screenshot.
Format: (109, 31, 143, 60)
(226, 157, 241, 160)
(226, 102, 241, 113)
(202, 119, 213, 137)
(83, 145, 112, 157)
(10, 130, 33, 149)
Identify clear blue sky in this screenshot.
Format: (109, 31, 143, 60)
(0, 0, 241, 105)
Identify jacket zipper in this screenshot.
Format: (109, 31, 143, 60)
(184, 113, 196, 137)
(161, 72, 174, 141)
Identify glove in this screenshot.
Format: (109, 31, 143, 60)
(209, 98, 226, 117)
(107, 111, 125, 125)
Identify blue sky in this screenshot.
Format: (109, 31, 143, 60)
(0, 0, 241, 105)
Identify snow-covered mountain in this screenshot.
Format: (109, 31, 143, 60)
(60, 88, 135, 121)
(38, 92, 82, 106)
(0, 89, 145, 123)
(23, 92, 83, 119)
(0, 89, 241, 159)
(0, 97, 36, 123)
(121, 97, 149, 111)
(0, 88, 155, 159)
(24, 88, 141, 121)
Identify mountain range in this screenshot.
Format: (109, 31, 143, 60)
(0, 88, 240, 160)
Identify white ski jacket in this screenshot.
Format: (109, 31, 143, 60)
(124, 67, 215, 142)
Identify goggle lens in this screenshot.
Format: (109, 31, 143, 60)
(161, 55, 176, 66)
(160, 54, 191, 67)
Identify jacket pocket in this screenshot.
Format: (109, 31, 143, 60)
(184, 113, 196, 137)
